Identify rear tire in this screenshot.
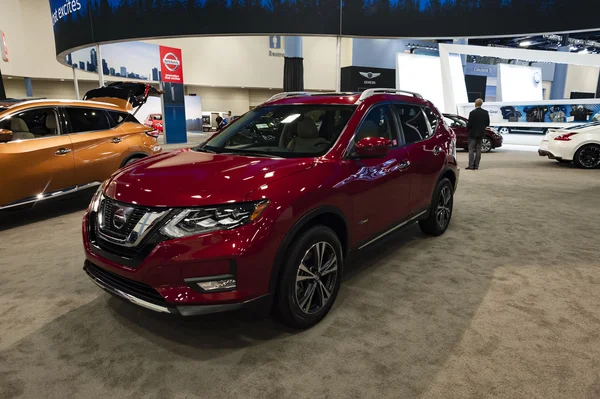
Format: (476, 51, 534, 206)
(275, 226, 343, 329)
(574, 144, 600, 169)
(419, 178, 454, 237)
(498, 127, 511, 135)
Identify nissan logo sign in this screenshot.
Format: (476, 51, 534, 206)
(112, 207, 128, 230)
(162, 53, 180, 72)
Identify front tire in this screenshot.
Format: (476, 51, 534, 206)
(419, 178, 454, 236)
(275, 226, 343, 329)
(481, 137, 493, 153)
(574, 144, 600, 169)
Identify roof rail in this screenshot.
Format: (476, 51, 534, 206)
(358, 88, 423, 102)
(266, 91, 319, 103)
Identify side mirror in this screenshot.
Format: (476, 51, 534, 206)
(354, 137, 393, 158)
(0, 129, 13, 143)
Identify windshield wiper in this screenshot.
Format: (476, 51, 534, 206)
(192, 145, 216, 153)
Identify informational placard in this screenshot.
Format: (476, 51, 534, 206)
(159, 45, 186, 144)
(1, 31, 8, 62)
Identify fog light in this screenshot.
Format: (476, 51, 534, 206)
(197, 279, 236, 291)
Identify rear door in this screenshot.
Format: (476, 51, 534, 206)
(344, 104, 412, 245)
(64, 106, 129, 186)
(0, 107, 75, 208)
(393, 104, 446, 214)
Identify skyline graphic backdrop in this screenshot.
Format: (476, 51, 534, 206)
(66, 42, 161, 81)
(50, 0, 600, 56)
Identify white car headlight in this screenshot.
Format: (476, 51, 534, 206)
(161, 200, 269, 238)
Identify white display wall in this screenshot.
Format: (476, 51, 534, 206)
(396, 53, 467, 113)
(497, 64, 543, 102)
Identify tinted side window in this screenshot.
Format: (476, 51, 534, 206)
(0, 108, 60, 141)
(354, 105, 395, 144)
(66, 108, 111, 133)
(107, 111, 131, 127)
(393, 104, 431, 144)
(423, 107, 439, 133)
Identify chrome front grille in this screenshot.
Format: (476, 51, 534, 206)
(96, 195, 169, 247)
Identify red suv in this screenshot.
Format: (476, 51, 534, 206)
(82, 89, 459, 328)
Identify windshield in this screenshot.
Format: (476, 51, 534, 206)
(564, 121, 600, 130)
(153, 115, 162, 120)
(201, 104, 356, 158)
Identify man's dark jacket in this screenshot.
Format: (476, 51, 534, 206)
(467, 107, 490, 139)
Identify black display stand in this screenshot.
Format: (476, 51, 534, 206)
(0, 67, 6, 100)
(283, 57, 304, 92)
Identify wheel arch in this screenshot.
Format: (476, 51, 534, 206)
(439, 167, 458, 190)
(120, 152, 149, 168)
(268, 206, 349, 293)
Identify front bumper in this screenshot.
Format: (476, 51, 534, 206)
(493, 136, 503, 148)
(84, 260, 272, 316)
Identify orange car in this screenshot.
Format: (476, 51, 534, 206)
(0, 83, 162, 210)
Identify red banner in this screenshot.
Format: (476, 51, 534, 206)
(159, 46, 183, 83)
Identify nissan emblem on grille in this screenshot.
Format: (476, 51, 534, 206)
(112, 207, 128, 230)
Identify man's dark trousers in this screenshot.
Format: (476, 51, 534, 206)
(468, 137, 482, 169)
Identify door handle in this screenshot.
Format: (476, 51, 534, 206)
(111, 137, 123, 143)
(55, 148, 72, 155)
(399, 160, 411, 170)
(433, 146, 442, 156)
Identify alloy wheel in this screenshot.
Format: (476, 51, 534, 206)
(578, 146, 600, 168)
(436, 186, 452, 229)
(481, 137, 492, 153)
(295, 242, 338, 315)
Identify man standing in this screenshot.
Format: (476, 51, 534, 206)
(466, 98, 490, 170)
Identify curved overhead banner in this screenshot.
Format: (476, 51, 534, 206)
(49, 0, 340, 56)
(50, 0, 599, 57)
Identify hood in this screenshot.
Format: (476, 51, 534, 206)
(104, 150, 315, 207)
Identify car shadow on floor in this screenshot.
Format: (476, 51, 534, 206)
(0, 190, 94, 232)
(0, 216, 496, 398)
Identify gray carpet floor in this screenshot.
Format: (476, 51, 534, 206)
(0, 150, 599, 399)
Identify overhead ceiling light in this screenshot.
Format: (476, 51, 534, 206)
(519, 41, 532, 47)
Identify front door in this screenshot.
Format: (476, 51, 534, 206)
(0, 107, 75, 207)
(64, 107, 129, 186)
(343, 104, 412, 246)
(393, 104, 446, 214)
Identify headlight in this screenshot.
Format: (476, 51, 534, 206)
(89, 182, 106, 213)
(161, 200, 269, 238)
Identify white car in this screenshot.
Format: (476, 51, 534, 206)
(539, 122, 600, 169)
